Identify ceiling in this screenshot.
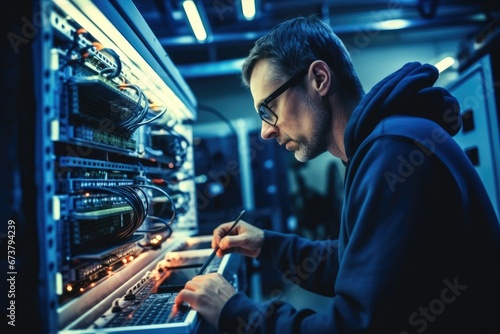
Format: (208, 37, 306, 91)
(131, 0, 499, 78)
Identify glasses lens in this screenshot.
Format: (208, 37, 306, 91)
(259, 104, 276, 125)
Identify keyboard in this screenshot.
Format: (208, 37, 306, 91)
(64, 236, 243, 334)
(103, 292, 190, 326)
(91, 291, 198, 333)
(86, 253, 223, 333)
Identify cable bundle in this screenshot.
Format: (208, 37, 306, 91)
(135, 184, 177, 232)
(114, 84, 167, 136)
(80, 183, 177, 244)
(62, 29, 166, 137)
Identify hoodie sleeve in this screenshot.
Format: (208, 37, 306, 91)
(257, 230, 340, 296)
(218, 129, 464, 334)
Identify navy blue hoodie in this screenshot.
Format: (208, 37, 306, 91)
(218, 62, 500, 334)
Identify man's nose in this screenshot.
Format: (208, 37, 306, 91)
(260, 121, 277, 140)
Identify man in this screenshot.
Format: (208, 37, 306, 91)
(174, 16, 500, 333)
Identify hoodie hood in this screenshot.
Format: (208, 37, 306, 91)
(344, 62, 461, 160)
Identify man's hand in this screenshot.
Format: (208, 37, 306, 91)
(212, 220, 264, 258)
(173, 273, 237, 330)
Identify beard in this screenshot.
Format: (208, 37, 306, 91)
(293, 91, 333, 162)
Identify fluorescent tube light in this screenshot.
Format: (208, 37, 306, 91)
(241, 0, 256, 20)
(375, 19, 411, 30)
(182, 0, 207, 42)
(434, 56, 456, 73)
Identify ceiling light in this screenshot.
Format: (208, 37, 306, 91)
(241, 0, 256, 20)
(375, 19, 411, 30)
(434, 56, 456, 73)
(182, 0, 208, 42)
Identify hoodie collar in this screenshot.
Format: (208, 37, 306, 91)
(344, 62, 461, 161)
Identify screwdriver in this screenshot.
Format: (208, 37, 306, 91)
(197, 209, 246, 275)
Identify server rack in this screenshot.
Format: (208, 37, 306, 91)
(5, 1, 203, 332)
(448, 54, 500, 220)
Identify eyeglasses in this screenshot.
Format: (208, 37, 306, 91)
(258, 68, 309, 126)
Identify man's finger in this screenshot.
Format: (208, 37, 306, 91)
(175, 288, 196, 307)
(212, 222, 236, 246)
(219, 233, 247, 250)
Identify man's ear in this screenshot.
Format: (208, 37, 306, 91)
(309, 60, 331, 97)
